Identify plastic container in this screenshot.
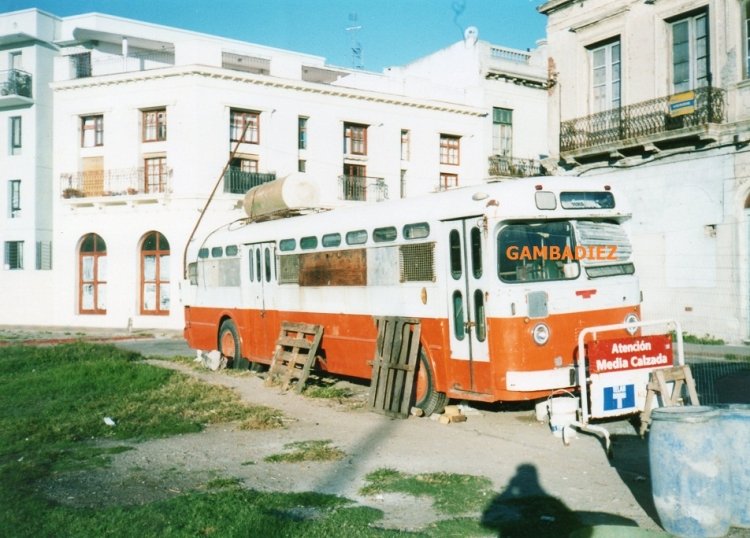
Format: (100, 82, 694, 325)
(548, 395, 579, 437)
(649, 406, 730, 538)
(718, 404, 750, 528)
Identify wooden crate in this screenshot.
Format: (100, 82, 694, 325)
(265, 322, 323, 393)
(368, 317, 421, 418)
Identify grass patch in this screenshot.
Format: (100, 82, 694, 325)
(237, 405, 286, 430)
(265, 440, 346, 463)
(0, 342, 480, 536)
(361, 468, 494, 514)
(304, 385, 354, 399)
(724, 353, 750, 362)
(205, 477, 243, 490)
(678, 332, 726, 345)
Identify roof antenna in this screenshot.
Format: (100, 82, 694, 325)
(346, 13, 364, 69)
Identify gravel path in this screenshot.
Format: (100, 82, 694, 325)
(42, 350, 662, 533)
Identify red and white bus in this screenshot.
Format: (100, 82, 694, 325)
(182, 177, 641, 415)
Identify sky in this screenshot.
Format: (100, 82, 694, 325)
(3, 0, 548, 71)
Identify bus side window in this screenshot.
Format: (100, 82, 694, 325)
(248, 248, 254, 282)
(264, 247, 272, 282)
(449, 229, 462, 280)
(470, 227, 482, 278)
(474, 289, 486, 342)
(255, 248, 261, 281)
(452, 290, 465, 340)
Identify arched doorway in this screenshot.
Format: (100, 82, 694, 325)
(79, 233, 107, 314)
(140, 231, 170, 315)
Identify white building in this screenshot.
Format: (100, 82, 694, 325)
(539, 0, 750, 343)
(0, 9, 56, 324)
(0, 9, 549, 331)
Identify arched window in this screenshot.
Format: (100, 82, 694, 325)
(79, 233, 107, 314)
(141, 231, 170, 315)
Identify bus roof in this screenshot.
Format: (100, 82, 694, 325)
(196, 176, 631, 251)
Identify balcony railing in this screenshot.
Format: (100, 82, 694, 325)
(489, 46, 532, 64)
(488, 155, 548, 178)
(0, 69, 32, 98)
(66, 51, 176, 81)
(560, 86, 727, 153)
(59, 167, 172, 199)
(223, 169, 277, 194)
(339, 175, 388, 202)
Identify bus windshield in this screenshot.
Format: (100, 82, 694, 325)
(497, 221, 579, 283)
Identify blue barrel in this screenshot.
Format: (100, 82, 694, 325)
(719, 404, 750, 528)
(649, 406, 730, 538)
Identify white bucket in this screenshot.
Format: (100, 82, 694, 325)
(535, 400, 550, 422)
(549, 396, 580, 437)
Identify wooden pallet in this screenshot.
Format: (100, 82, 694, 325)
(368, 317, 421, 418)
(265, 322, 323, 393)
(639, 365, 700, 436)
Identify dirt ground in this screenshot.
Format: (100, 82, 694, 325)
(34, 336, 669, 534)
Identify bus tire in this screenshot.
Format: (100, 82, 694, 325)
(413, 349, 447, 416)
(218, 320, 248, 370)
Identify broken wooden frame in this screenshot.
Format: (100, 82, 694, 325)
(265, 321, 323, 393)
(368, 317, 421, 418)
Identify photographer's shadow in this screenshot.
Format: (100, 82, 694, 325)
(481, 464, 639, 537)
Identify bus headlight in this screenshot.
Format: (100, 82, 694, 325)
(532, 323, 550, 345)
(624, 313, 639, 335)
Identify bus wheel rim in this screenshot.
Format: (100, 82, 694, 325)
(220, 330, 235, 359)
(415, 365, 428, 402)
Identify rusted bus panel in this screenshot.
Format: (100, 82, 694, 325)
(299, 248, 367, 286)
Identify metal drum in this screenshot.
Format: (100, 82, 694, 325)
(649, 406, 730, 538)
(719, 404, 750, 528)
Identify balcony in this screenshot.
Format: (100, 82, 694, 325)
(0, 69, 33, 107)
(339, 175, 388, 202)
(65, 51, 176, 81)
(59, 167, 172, 204)
(488, 155, 549, 178)
(560, 86, 727, 157)
(223, 169, 277, 194)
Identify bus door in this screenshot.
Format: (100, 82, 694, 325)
(242, 242, 277, 356)
(443, 218, 490, 392)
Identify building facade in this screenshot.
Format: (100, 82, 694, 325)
(0, 9, 549, 331)
(0, 10, 56, 324)
(540, 0, 750, 343)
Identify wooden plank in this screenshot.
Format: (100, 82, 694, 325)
(277, 337, 313, 350)
(390, 321, 411, 415)
(368, 316, 422, 419)
(280, 321, 319, 333)
(294, 327, 323, 394)
(373, 318, 397, 412)
(400, 322, 420, 417)
(383, 319, 405, 415)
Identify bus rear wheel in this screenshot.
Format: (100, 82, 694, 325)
(219, 320, 249, 370)
(412, 349, 447, 416)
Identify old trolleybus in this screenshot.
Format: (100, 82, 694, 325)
(182, 177, 642, 416)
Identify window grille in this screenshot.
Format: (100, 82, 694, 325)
(279, 255, 300, 284)
(399, 243, 435, 282)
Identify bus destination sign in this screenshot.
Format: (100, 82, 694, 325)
(588, 335, 673, 374)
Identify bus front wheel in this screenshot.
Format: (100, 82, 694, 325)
(219, 320, 249, 370)
(412, 349, 447, 416)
